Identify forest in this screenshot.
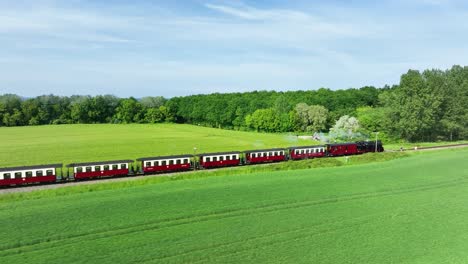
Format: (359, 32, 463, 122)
(1, 65, 467, 142)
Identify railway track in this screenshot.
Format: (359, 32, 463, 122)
(387, 143, 468, 152)
(1, 143, 467, 195)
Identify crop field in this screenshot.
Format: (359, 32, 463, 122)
(0, 148, 467, 263)
(0, 124, 316, 167)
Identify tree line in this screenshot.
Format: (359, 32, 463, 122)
(0, 65, 466, 142)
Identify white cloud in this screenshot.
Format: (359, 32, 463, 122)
(204, 3, 310, 21)
(0, 1, 467, 97)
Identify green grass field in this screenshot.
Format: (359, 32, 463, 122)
(1, 124, 464, 168)
(384, 140, 468, 151)
(0, 124, 317, 167)
(1, 148, 467, 263)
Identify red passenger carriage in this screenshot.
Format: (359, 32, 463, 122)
(198, 152, 241, 169)
(244, 148, 286, 164)
(137, 155, 192, 173)
(0, 164, 61, 186)
(289, 145, 326, 160)
(67, 160, 133, 179)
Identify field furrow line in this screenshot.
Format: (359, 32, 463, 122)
(1, 176, 467, 257)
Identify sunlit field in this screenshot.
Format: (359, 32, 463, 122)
(1, 148, 467, 263)
(0, 124, 316, 167)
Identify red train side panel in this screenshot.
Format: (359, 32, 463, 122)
(245, 149, 286, 164)
(68, 160, 133, 180)
(74, 169, 129, 179)
(0, 164, 62, 186)
(246, 155, 285, 163)
(143, 163, 191, 173)
(200, 159, 241, 168)
(137, 155, 193, 174)
(289, 146, 326, 160)
(0, 175, 57, 186)
(326, 143, 359, 156)
(199, 152, 241, 169)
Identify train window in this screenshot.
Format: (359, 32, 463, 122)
(86, 167, 92, 172)
(103, 165, 110, 171)
(184, 159, 189, 164)
(169, 160, 174, 165)
(46, 170, 53, 176)
(3, 173, 11, 180)
(205, 157, 211, 162)
(95, 166, 101, 172)
(36, 170, 43, 176)
(76, 167, 83, 173)
(26, 171, 33, 178)
(15, 172, 22, 179)
(121, 164, 127, 169)
(145, 162, 151, 167)
(226, 156, 230, 160)
(161, 161, 167, 166)
(219, 156, 224, 161)
(112, 164, 118, 170)
(213, 157, 217, 162)
(154, 161, 159, 166)
(251, 153, 256, 158)
(232, 155, 237, 160)
(176, 159, 181, 165)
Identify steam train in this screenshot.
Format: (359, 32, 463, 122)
(0, 141, 383, 187)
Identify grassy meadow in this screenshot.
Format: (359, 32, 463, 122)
(0, 148, 467, 263)
(0, 124, 317, 167)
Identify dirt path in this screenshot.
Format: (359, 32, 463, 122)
(2, 143, 467, 195)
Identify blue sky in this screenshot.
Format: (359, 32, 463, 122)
(1, 0, 467, 97)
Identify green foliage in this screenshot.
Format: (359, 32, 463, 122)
(0, 65, 466, 141)
(293, 103, 328, 132)
(113, 98, 144, 123)
(356, 106, 385, 133)
(168, 87, 381, 131)
(329, 115, 361, 140)
(245, 108, 290, 132)
(139, 96, 166, 108)
(380, 66, 468, 141)
(0, 149, 466, 263)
